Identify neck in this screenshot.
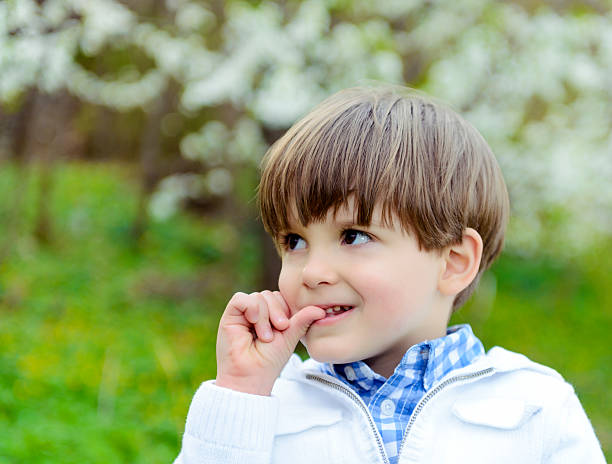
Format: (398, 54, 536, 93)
(364, 327, 448, 378)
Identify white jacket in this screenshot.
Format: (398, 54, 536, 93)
(174, 347, 605, 464)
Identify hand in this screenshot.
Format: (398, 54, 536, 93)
(215, 291, 325, 396)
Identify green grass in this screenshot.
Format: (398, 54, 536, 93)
(0, 162, 257, 463)
(0, 161, 610, 461)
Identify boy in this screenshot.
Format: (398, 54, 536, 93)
(174, 86, 605, 463)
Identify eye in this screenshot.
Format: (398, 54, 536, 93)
(342, 229, 371, 245)
(283, 233, 306, 251)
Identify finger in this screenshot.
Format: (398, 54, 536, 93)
(283, 305, 326, 348)
(251, 293, 274, 342)
(224, 292, 258, 325)
(271, 291, 291, 319)
(244, 301, 260, 324)
(221, 292, 251, 322)
(261, 291, 289, 331)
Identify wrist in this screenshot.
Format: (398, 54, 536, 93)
(185, 380, 279, 452)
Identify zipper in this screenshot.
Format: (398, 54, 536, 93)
(306, 373, 390, 464)
(307, 367, 494, 463)
(397, 367, 494, 457)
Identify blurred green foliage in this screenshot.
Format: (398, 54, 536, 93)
(0, 162, 257, 463)
(0, 162, 609, 462)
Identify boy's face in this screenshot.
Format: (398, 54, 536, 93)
(278, 201, 453, 377)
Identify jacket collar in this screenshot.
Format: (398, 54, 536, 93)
(285, 345, 562, 386)
(316, 324, 485, 392)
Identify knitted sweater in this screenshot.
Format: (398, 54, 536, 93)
(174, 347, 605, 464)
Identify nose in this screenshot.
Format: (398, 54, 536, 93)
(302, 249, 339, 288)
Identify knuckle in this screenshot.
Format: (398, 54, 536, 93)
(229, 292, 246, 304)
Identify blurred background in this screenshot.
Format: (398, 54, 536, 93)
(1, 0, 611, 462)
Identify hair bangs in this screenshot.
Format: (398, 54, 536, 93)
(259, 98, 405, 239)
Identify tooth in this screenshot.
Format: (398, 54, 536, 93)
(323, 306, 352, 315)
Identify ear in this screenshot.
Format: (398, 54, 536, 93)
(438, 228, 483, 297)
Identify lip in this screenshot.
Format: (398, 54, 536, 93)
(313, 304, 352, 310)
(312, 305, 355, 327)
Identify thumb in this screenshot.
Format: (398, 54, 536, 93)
(283, 306, 325, 347)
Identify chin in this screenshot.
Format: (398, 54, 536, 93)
(304, 342, 357, 365)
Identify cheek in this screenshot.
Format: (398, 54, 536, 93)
(278, 266, 298, 307)
(353, 266, 398, 296)
(357, 264, 430, 307)
(277, 268, 288, 294)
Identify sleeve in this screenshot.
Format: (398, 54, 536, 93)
(173, 380, 280, 464)
(544, 387, 606, 464)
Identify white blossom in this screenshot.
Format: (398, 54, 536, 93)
(2, 0, 611, 253)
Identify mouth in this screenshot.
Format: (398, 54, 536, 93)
(309, 305, 355, 326)
(321, 305, 353, 317)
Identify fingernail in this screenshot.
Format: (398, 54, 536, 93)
(263, 329, 273, 340)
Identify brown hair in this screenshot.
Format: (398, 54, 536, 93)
(258, 86, 509, 310)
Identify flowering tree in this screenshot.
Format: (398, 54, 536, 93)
(2, 0, 610, 256)
(417, 1, 612, 254)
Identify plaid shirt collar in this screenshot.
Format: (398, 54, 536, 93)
(322, 324, 485, 393)
(318, 324, 484, 464)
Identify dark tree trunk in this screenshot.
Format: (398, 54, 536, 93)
(0, 90, 37, 262)
(256, 126, 287, 291)
(258, 223, 281, 291)
(132, 82, 176, 242)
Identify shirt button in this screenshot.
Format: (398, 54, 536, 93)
(344, 366, 356, 381)
(381, 399, 395, 416)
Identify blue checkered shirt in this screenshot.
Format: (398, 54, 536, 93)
(318, 324, 484, 464)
